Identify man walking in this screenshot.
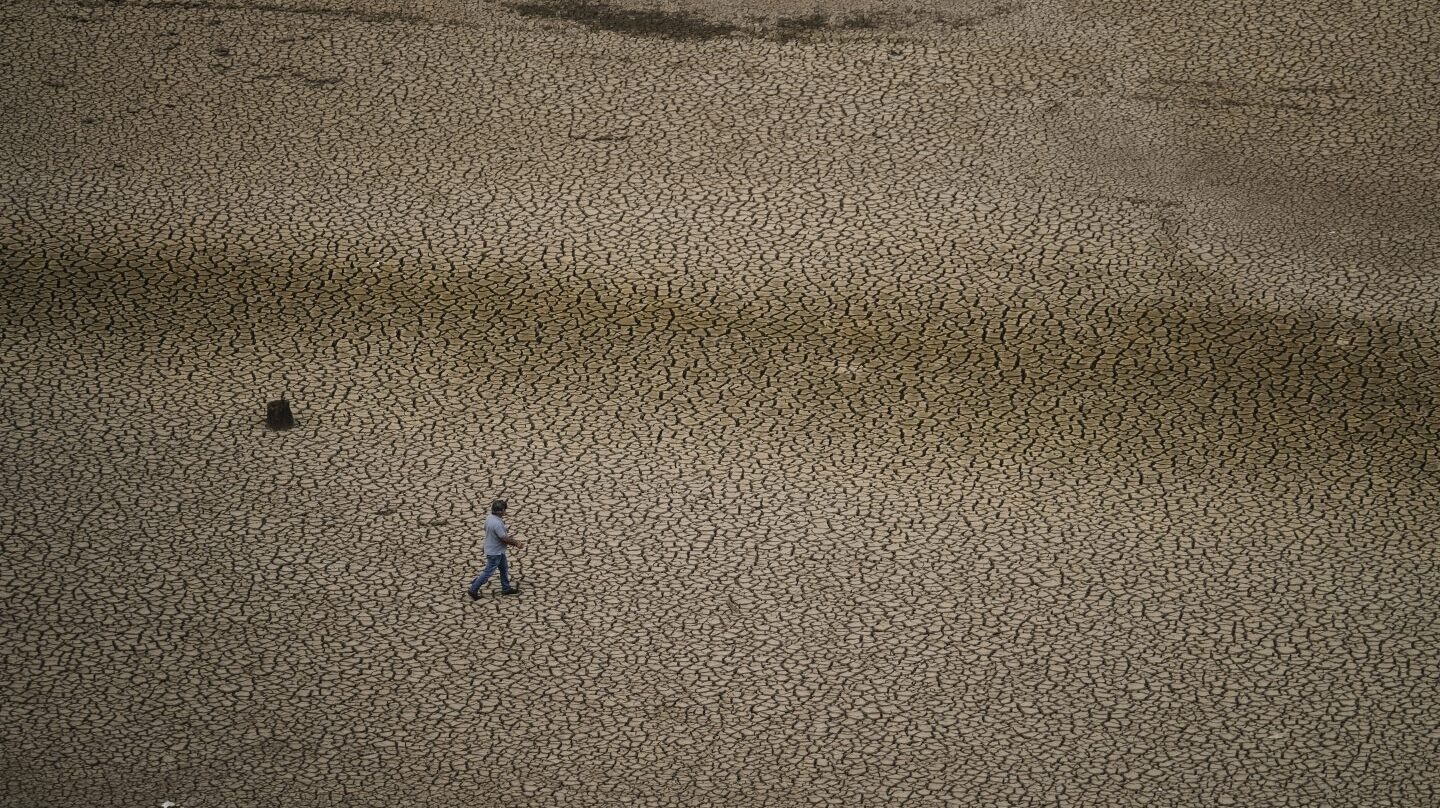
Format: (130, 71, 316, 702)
(468, 499, 523, 599)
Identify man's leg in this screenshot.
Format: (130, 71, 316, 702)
(498, 554, 513, 592)
(468, 555, 503, 597)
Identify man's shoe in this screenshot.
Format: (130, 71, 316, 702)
(467, 589, 480, 601)
(502, 587, 521, 596)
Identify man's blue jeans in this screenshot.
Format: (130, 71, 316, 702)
(469, 554, 511, 595)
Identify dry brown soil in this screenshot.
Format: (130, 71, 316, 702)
(2, 0, 1438, 805)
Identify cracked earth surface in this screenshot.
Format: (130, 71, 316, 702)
(2, 0, 1438, 805)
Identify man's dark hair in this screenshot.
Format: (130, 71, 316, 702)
(491, 499, 508, 515)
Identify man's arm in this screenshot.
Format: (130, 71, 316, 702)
(500, 522, 524, 549)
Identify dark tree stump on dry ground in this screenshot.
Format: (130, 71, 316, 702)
(266, 399, 295, 430)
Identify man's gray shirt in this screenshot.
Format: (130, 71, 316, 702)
(483, 513, 509, 556)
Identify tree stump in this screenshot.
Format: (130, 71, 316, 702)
(266, 399, 295, 430)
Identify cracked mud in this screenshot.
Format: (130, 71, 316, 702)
(2, 0, 1438, 805)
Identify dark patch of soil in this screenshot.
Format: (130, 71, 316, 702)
(503, 0, 740, 41)
(837, 11, 883, 29)
(133, 0, 439, 28)
(769, 11, 828, 42)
